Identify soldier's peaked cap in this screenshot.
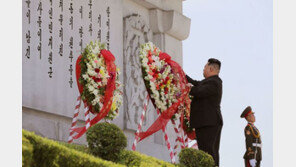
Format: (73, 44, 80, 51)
(240, 106, 253, 118)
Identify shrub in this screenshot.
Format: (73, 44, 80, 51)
(58, 141, 89, 154)
(178, 148, 215, 167)
(118, 149, 175, 167)
(22, 129, 124, 167)
(22, 136, 33, 167)
(118, 150, 141, 166)
(86, 122, 127, 162)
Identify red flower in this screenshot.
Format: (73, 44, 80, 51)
(156, 84, 160, 90)
(148, 50, 152, 56)
(164, 87, 168, 94)
(148, 56, 153, 63)
(153, 48, 157, 54)
(148, 71, 154, 76)
(95, 68, 100, 73)
(95, 78, 102, 82)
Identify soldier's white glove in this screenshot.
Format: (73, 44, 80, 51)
(249, 159, 257, 167)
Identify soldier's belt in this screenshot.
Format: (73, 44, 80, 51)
(252, 143, 262, 148)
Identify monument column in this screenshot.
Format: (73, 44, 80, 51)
(122, 0, 191, 161)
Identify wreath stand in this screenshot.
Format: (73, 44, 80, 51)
(132, 95, 198, 163)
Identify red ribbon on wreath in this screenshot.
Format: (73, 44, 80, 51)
(71, 49, 117, 139)
(137, 52, 196, 142)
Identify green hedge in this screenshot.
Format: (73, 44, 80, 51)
(118, 149, 175, 167)
(60, 142, 175, 167)
(58, 141, 89, 154)
(22, 129, 176, 167)
(22, 130, 124, 167)
(22, 136, 33, 167)
(178, 148, 215, 167)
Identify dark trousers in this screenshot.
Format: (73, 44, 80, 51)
(195, 125, 222, 166)
(244, 159, 261, 167)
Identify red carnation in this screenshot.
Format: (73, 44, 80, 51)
(95, 78, 102, 82)
(95, 68, 100, 73)
(164, 87, 168, 94)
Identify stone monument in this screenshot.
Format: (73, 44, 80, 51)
(22, 0, 190, 161)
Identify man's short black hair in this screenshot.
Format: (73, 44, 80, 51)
(208, 58, 221, 70)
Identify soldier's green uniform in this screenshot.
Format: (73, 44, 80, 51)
(241, 106, 262, 167)
(244, 123, 262, 167)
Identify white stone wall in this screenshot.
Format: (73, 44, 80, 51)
(22, 0, 190, 162)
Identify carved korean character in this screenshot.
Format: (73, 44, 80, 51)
(59, 14, 63, 26)
(59, 27, 63, 41)
(69, 37, 73, 49)
(106, 7, 110, 17)
(69, 64, 73, 75)
(97, 29, 101, 41)
(88, 0, 92, 9)
(89, 23, 92, 36)
(37, 42, 42, 59)
(48, 21, 53, 33)
(48, 51, 53, 64)
(25, 0, 31, 8)
(79, 26, 83, 38)
(26, 30, 31, 44)
(48, 7, 53, 19)
(26, 9, 30, 24)
(79, 39, 83, 51)
(106, 19, 110, 27)
(69, 3, 73, 14)
(79, 6, 83, 19)
(69, 16, 73, 30)
(59, 43, 63, 56)
(48, 36, 53, 49)
(89, 10, 92, 22)
(25, 46, 30, 59)
(98, 15, 101, 27)
(37, 16, 42, 28)
(69, 50, 73, 62)
(37, 29, 42, 41)
(48, 67, 53, 78)
(59, 0, 63, 12)
(69, 77, 73, 88)
(37, 1, 42, 15)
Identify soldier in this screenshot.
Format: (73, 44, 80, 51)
(241, 106, 262, 167)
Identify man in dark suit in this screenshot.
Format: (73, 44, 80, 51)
(186, 58, 223, 167)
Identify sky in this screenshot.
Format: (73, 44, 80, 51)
(183, 0, 273, 166)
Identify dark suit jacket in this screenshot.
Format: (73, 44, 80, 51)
(186, 75, 223, 129)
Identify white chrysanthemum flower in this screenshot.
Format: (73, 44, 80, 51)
(93, 89, 98, 95)
(92, 45, 100, 55)
(102, 78, 108, 85)
(82, 74, 89, 80)
(88, 85, 94, 92)
(87, 69, 96, 76)
(86, 63, 93, 70)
